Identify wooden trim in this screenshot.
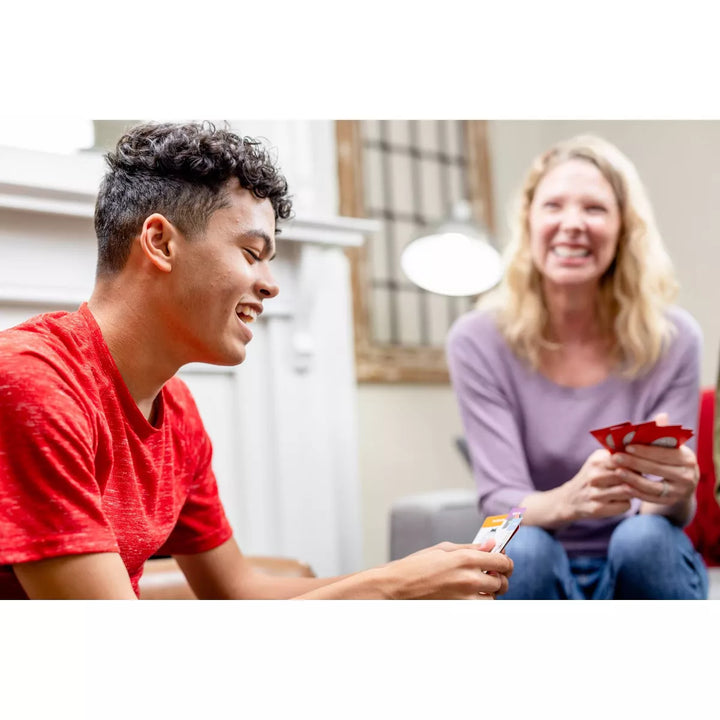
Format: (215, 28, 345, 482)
(356, 345, 450, 383)
(465, 120, 496, 234)
(337, 120, 493, 384)
(336, 120, 373, 362)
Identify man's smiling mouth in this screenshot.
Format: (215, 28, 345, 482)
(236, 304, 259, 324)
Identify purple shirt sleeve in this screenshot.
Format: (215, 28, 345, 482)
(446, 311, 535, 515)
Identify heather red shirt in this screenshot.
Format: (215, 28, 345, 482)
(0, 304, 233, 598)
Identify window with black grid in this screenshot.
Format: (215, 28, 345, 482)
(361, 120, 476, 349)
(337, 119, 493, 383)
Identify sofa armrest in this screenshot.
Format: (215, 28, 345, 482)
(138, 555, 315, 600)
(389, 489, 481, 561)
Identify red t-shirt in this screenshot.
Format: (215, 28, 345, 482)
(0, 304, 233, 598)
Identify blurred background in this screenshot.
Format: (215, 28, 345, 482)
(1, 118, 717, 572)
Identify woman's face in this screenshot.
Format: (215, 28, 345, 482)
(528, 158, 622, 292)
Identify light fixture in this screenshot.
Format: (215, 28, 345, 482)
(400, 200, 503, 297)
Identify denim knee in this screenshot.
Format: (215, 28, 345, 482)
(506, 526, 560, 564)
(501, 526, 573, 599)
(607, 514, 707, 599)
(608, 514, 675, 567)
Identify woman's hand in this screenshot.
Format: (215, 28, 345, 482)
(609, 411, 699, 524)
(557, 448, 634, 523)
(610, 443, 699, 506)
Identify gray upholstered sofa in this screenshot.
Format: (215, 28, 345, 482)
(389, 488, 481, 561)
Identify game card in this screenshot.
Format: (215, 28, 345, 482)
(472, 506, 525, 553)
(590, 420, 693, 453)
(590, 422, 632, 451)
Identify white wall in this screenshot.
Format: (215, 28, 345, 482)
(357, 120, 720, 570)
(358, 384, 474, 567)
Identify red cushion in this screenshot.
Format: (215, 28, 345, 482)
(684, 387, 720, 566)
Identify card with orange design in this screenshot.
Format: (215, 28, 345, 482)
(472, 506, 525, 553)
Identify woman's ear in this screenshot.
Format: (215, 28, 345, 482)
(139, 213, 176, 273)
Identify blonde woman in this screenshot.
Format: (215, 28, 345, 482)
(447, 135, 707, 599)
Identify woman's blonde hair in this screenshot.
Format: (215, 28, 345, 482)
(482, 134, 678, 377)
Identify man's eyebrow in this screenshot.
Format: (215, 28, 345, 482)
(240, 230, 277, 261)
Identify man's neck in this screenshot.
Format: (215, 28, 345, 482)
(87, 282, 182, 422)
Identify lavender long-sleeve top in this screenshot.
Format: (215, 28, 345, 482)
(446, 306, 701, 557)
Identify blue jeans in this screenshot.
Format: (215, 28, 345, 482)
(498, 515, 708, 600)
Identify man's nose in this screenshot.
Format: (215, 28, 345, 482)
(256, 265, 279, 299)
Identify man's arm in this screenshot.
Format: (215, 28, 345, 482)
(12, 545, 330, 600)
(174, 538, 344, 599)
(13, 536, 513, 600)
(175, 537, 513, 600)
(13, 553, 138, 599)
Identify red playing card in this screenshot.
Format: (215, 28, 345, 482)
(623, 421, 660, 447)
(610, 423, 640, 453)
(590, 420, 694, 452)
(630, 423, 693, 448)
(590, 422, 632, 453)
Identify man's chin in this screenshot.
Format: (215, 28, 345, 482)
(201, 344, 247, 367)
(224, 347, 247, 366)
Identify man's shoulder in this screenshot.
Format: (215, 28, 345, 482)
(0, 309, 89, 359)
(0, 309, 100, 401)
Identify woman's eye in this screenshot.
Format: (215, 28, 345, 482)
(244, 249, 260, 262)
(543, 201, 560, 210)
(586, 205, 607, 213)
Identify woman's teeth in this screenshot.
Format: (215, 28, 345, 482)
(552, 246, 590, 258)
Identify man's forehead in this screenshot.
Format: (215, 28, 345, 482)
(224, 182, 275, 225)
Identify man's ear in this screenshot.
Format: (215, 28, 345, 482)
(139, 213, 178, 273)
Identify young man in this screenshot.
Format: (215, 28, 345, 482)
(0, 121, 513, 599)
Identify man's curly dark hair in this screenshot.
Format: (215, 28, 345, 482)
(94, 121, 293, 275)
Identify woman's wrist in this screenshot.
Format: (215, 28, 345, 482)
(551, 484, 576, 526)
(642, 493, 695, 527)
(522, 485, 575, 528)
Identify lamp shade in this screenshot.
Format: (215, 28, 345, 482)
(400, 201, 503, 297)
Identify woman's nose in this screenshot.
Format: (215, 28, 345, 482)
(559, 206, 585, 232)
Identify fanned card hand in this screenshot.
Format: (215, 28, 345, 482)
(590, 420, 693, 454)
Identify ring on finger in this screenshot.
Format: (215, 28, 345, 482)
(659, 480, 670, 498)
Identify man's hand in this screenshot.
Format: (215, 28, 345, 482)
(369, 541, 514, 600)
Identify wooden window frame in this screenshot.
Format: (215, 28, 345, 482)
(336, 120, 495, 383)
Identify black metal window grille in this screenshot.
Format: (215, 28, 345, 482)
(360, 120, 476, 348)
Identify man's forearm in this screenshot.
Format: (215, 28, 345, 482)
(237, 570, 360, 599)
(293, 567, 392, 599)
